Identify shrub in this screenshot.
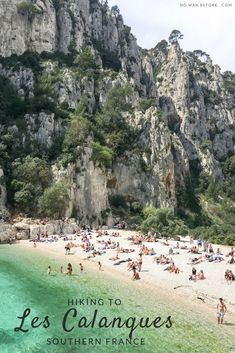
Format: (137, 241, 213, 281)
(138, 99, 155, 112)
(91, 142, 113, 168)
(74, 48, 98, 71)
(17, 2, 40, 20)
(61, 98, 91, 164)
(141, 207, 188, 236)
(203, 87, 222, 105)
(11, 156, 51, 213)
(0, 77, 28, 124)
(38, 182, 69, 219)
(223, 71, 235, 94)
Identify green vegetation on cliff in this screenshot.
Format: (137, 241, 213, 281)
(0, 39, 234, 245)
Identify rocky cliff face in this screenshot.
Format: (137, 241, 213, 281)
(150, 44, 234, 178)
(0, 167, 7, 218)
(0, 0, 144, 88)
(0, 0, 234, 225)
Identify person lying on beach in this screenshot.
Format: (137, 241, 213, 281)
(206, 254, 224, 262)
(114, 258, 132, 266)
(111, 232, 120, 237)
(119, 248, 135, 253)
(164, 262, 180, 274)
(153, 255, 171, 265)
(187, 256, 203, 265)
(188, 246, 200, 254)
(109, 255, 120, 261)
(180, 245, 188, 250)
(144, 236, 156, 242)
(197, 269, 206, 280)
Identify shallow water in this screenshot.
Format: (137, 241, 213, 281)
(0, 244, 234, 353)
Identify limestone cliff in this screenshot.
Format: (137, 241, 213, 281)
(0, 0, 234, 225)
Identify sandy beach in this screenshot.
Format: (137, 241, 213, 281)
(18, 229, 235, 321)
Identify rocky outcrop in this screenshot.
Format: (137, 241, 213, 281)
(152, 44, 235, 178)
(0, 1, 234, 225)
(0, 0, 144, 89)
(0, 167, 8, 218)
(0, 223, 13, 242)
(0, 63, 35, 97)
(24, 112, 65, 149)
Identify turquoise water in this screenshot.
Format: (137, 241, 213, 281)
(0, 244, 234, 353)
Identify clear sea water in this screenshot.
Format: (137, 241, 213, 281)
(0, 244, 234, 353)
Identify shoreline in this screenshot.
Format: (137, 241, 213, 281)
(15, 229, 235, 324)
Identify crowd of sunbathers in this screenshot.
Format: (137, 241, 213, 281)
(76, 229, 235, 283)
(34, 222, 234, 285)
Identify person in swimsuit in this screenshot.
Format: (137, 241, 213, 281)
(98, 261, 102, 271)
(47, 266, 51, 275)
(79, 263, 84, 272)
(217, 298, 227, 324)
(67, 263, 72, 275)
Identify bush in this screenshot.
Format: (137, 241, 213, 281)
(91, 142, 113, 168)
(141, 207, 188, 236)
(11, 156, 51, 213)
(38, 182, 69, 219)
(223, 71, 235, 94)
(74, 48, 98, 71)
(94, 85, 138, 157)
(138, 99, 155, 112)
(203, 87, 222, 105)
(0, 77, 28, 124)
(62, 99, 91, 164)
(17, 2, 40, 20)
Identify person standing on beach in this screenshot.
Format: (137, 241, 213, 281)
(138, 255, 143, 272)
(79, 263, 84, 273)
(67, 263, 72, 275)
(217, 298, 227, 324)
(98, 261, 102, 271)
(47, 266, 52, 275)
